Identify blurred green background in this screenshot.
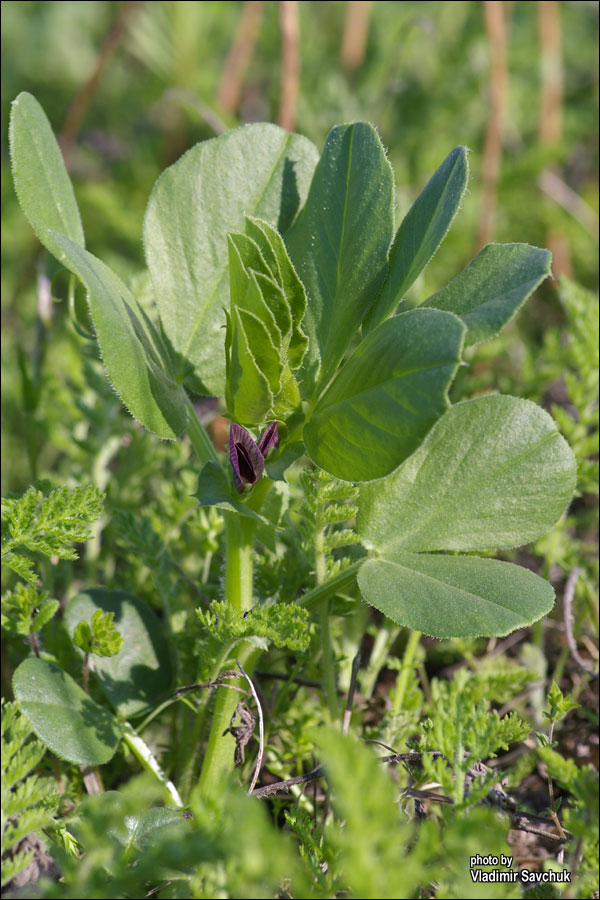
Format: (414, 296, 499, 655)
(1, 0, 598, 493)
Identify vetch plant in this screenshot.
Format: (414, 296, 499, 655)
(8, 92, 576, 794)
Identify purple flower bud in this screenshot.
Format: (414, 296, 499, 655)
(229, 422, 279, 492)
(258, 421, 279, 457)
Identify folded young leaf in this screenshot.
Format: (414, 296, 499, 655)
(422, 243, 553, 346)
(65, 589, 174, 718)
(227, 229, 305, 423)
(51, 234, 188, 440)
(358, 394, 576, 553)
(13, 658, 121, 765)
(9, 92, 85, 261)
(364, 145, 469, 331)
(244, 217, 308, 368)
(303, 308, 465, 481)
(286, 122, 395, 394)
(226, 305, 274, 425)
(357, 552, 555, 638)
(228, 235, 284, 350)
(144, 125, 318, 396)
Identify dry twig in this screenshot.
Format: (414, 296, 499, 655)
(60, 1, 141, 166)
(217, 1, 266, 115)
(278, 1, 300, 131)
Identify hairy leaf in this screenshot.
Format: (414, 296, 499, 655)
(52, 235, 188, 439)
(13, 658, 120, 766)
(365, 145, 469, 329)
(286, 122, 395, 393)
(144, 124, 318, 395)
(9, 92, 84, 261)
(304, 308, 465, 481)
(357, 552, 555, 638)
(422, 243, 553, 346)
(358, 394, 576, 553)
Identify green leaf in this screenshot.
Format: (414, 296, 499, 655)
(244, 217, 308, 368)
(265, 442, 305, 482)
(2, 484, 104, 584)
(64, 589, 173, 718)
(303, 308, 465, 481)
(544, 681, 580, 723)
(73, 609, 124, 658)
(365, 146, 469, 331)
(9, 92, 84, 261)
(195, 462, 269, 525)
(357, 552, 555, 638)
(13, 658, 120, 765)
(51, 234, 188, 439)
(422, 243, 553, 346)
(358, 394, 576, 553)
(286, 122, 395, 393)
(1, 584, 58, 636)
(144, 124, 318, 395)
(226, 305, 274, 425)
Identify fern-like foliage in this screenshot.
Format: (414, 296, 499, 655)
(1, 484, 104, 585)
(196, 600, 309, 681)
(1, 583, 59, 637)
(298, 468, 361, 580)
(1, 699, 58, 889)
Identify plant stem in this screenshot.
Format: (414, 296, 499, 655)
(392, 629, 421, 718)
(197, 492, 265, 793)
(83, 652, 90, 693)
(315, 521, 340, 723)
(300, 561, 361, 612)
(185, 398, 219, 466)
(362, 622, 400, 699)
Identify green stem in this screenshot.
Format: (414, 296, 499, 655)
(392, 629, 421, 718)
(197, 483, 268, 793)
(185, 397, 219, 466)
(362, 622, 400, 699)
(300, 561, 361, 612)
(315, 522, 340, 724)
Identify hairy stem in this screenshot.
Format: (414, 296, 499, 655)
(186, 398, 219, 466)
(196, 482, 270, 794)
(392, 629, 421, 718)
(315, 519, 340, 723)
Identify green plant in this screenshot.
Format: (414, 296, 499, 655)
(4, 90, 589, 897)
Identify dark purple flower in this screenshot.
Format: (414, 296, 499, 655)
(229, 422, 279, 492)
(258, 421, 279, 456)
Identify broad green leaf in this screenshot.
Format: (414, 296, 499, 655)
(9, 92, 84, 260)
(286, 122, 395, 393)
(357, 552, 555, 638)
(303, 308, 465, 482)
(195, 462, 270, 525)
(52, 234, 188, 439)
(144, 125, 319, 395)
(365, 146, 469, 331)
(13, 657, 120, 765)
(422, 243, 552, 346)
(358, 395, 577, 554)
(64, 589, 174, 718)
